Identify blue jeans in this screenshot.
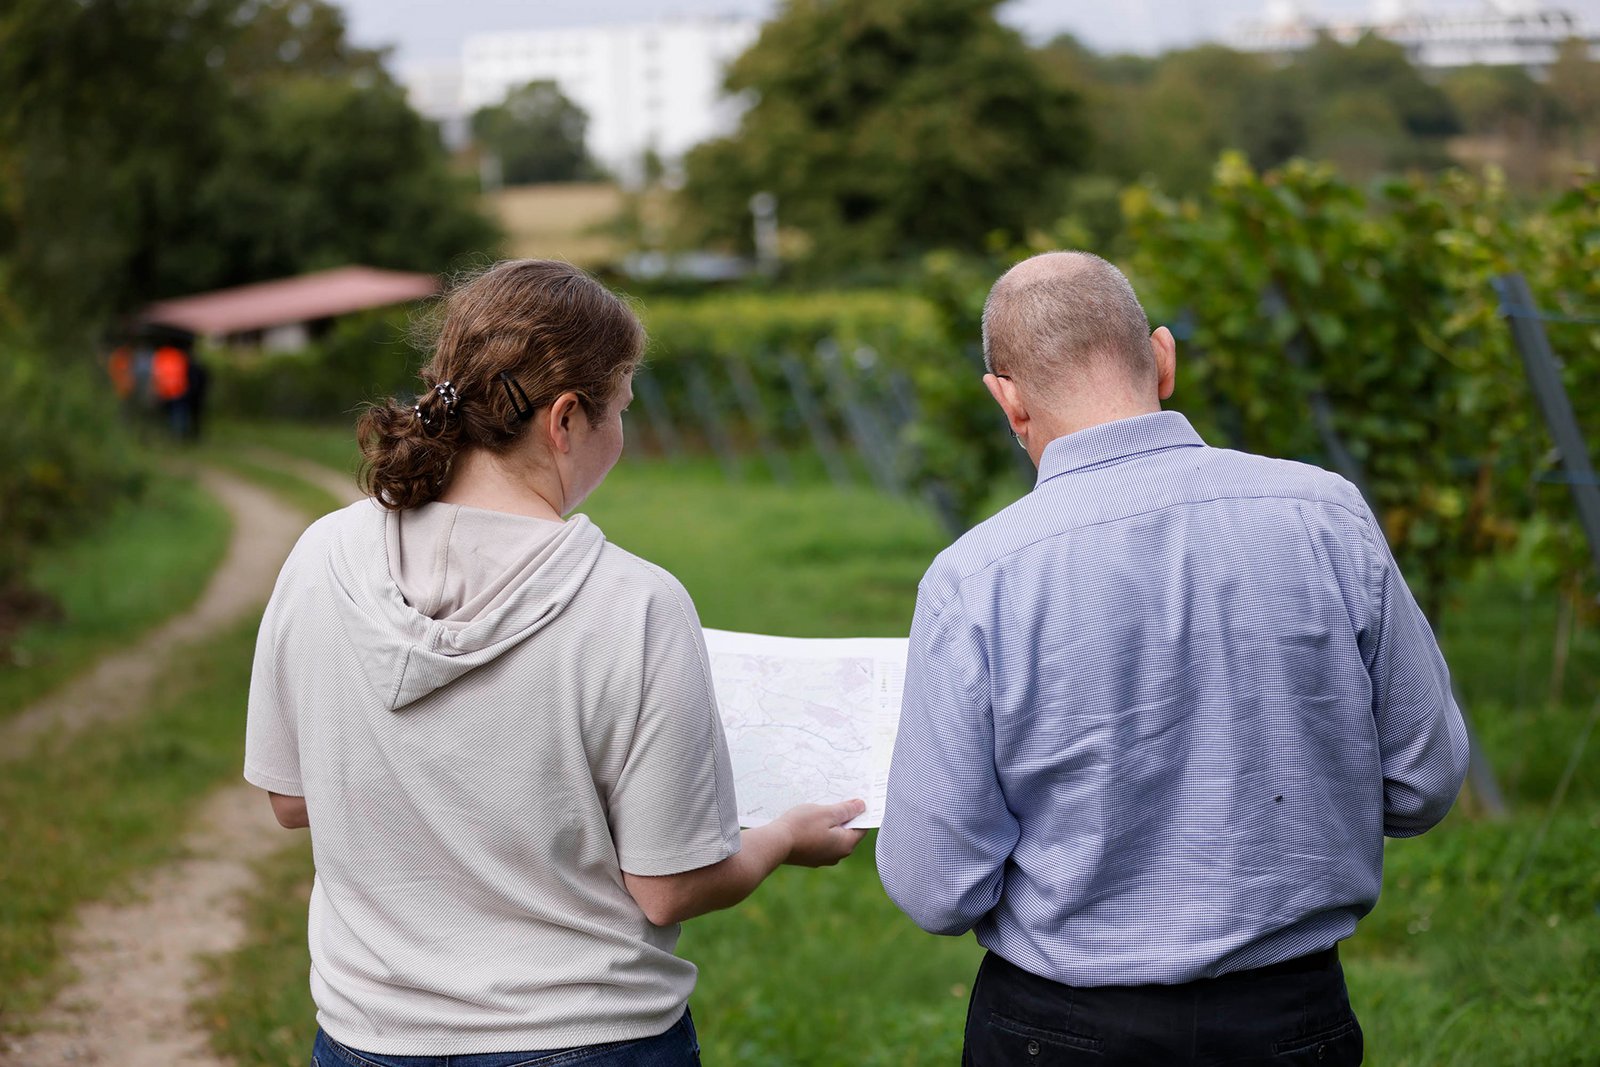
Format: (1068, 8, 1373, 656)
(311, 1011, 700, 1067)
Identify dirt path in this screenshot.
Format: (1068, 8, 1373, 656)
(3, 460, 365, 1067)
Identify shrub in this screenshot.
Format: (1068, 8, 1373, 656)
(208, 308, 428, 422)
(0, 331, 144, 601)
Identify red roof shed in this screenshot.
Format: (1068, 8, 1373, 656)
(140, 266, 440, 341)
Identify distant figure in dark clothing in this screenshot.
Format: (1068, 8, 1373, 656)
(151, 344, 192, 440)
(185, 354, 210, 441)
(132, 343, 156, 415)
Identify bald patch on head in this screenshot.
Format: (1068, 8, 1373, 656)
(982, 251, 1156, 391)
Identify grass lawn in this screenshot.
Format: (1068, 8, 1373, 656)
(194, 441, 1600, 1066)
(200, 452, 345, 519)
(0, 470, 230, 723)
(206, 419, 366, 479)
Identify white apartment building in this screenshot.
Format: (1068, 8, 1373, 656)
(439, 16, 759, 185)
(1229, 1, 1597, 70)
(399, 58, 470, 149)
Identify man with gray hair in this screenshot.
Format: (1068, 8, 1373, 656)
(877, 251, 1468, 1064)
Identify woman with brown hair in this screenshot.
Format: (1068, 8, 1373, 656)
(244, 260, 865, 1067)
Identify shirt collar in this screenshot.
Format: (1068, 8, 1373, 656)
(1035, 410, 1206, 488)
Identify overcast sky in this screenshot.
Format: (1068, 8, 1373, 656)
(336, 0, 1600, 67)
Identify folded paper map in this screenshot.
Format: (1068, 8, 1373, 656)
(702, 629, 909, 828)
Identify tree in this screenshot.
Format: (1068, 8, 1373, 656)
(1546, 37, 1600, 159)
(1115, 45, 1304, 193)
(1440, 64, 1559, 187)
(0, 0, 496, 337)
(1036, 32, 1463, 200)
(0, 0, 237, 334)
(678, 0, 1087, 267)
(162, 76, 498, 295)
(1289, 32, 1459, 177)
(471, 80, 599, 186)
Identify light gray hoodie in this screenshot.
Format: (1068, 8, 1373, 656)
(245, 499, 740, 1056)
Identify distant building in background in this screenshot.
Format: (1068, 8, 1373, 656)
(1229, 0, 1598, 71)
(400, 58, 470, 150)
(140, 266, 439, 352)
(400, 16, 760, 186)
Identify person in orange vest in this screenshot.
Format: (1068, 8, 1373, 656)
(150, 344, 192, 439)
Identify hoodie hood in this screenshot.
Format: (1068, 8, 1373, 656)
(323, 501, 608, 712)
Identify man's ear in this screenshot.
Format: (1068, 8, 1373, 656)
(1150, 327, 1177, 402)
(983, 373, 1029, 438)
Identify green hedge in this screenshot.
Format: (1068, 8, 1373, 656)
(0, 332, 144, 595)
(208, 308, 428, 422)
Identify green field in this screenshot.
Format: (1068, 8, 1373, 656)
(4, 428, 1595, 1065)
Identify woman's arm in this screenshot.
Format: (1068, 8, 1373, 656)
(268, 791, 309, 829)
(623, 799, 866, 926)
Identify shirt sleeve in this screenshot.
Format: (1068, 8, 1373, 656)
(877, 582, 1019, 935)
(1355, 507, 1470, 837)
(244, 580, 303, 796)
(608, 573, 741, 877)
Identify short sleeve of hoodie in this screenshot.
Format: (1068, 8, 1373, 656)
(608, 569, 741, 876)
(243, 561, 304, 796)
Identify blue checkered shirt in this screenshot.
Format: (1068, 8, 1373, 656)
(877, 411, 1469, 986)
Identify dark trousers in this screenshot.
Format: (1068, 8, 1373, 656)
(963, 948, 1363, 1066)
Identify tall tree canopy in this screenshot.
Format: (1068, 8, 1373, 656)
(1042, 31, 1469, 197)
(472, 80, 599, 186)
(0, 0, 496, 337)
(679, 0, 1087, 267)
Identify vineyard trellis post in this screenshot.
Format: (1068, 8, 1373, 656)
(1494, 273, 1600, 582)
(723, 356, 793, 484)
(778, 352, 852, 489)
(884, 370, 967, 537)
(816, 340, 903, 496)
(1266, 286, 1374, 504)
(633, 373, 682, 457)
(684, 363, 742, 481)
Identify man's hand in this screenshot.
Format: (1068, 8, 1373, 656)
(774, 799, 868, 867)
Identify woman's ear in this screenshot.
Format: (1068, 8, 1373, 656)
(545, 392, 583, 454)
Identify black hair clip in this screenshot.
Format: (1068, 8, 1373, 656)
(498, 372, 535, 422)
